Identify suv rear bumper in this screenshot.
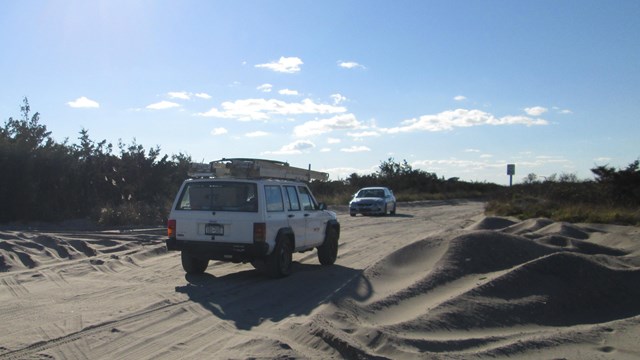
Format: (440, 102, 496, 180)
(166, 238, 269, 262)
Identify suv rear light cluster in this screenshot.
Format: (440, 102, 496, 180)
(253, 222, 266, 243)
(167, 219, 176, 239)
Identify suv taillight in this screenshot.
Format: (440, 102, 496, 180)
(167, 219, 176, 239)
(253, 223, 266, 242)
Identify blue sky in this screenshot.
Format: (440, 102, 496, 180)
(1, 1, 638, 184)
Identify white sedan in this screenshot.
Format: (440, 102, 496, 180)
(349, 187, 397, 216)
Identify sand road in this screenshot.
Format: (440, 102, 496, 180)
(1, 200, 639, 359)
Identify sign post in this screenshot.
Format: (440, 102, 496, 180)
(507, 164, 515, 186)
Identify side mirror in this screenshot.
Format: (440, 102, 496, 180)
(318, 202, 327, 210)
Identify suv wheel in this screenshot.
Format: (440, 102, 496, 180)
(317, 226, 338, 265)
(181, 251, 208, 274)
(267, 236, 293, 278)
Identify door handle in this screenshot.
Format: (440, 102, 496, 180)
(288, 214, 295, 218)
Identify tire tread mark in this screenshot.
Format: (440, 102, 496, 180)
(0, 275, 263, 360)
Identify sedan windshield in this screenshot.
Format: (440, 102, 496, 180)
(357, 189, 385, 198)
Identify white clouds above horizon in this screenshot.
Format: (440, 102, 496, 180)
(211, 127, 228, 136)
(146, 101, 180, 110)
(197, 98, 347, 121)
(382, 109, 548, 133)
(257, 84, 273, 93)
(168, 91, 190, 100)
(524, 106, 548, 116)
(338, 61, 365, 69)
(264, 140, 316, 155)
(331, 93, 347, 105)
(293, 113, 362, 137)
(340, 145, 371, 153)
(279, 89, 299, 96)
(67, 96, 99, 108)
(255, 57, 303, 73)
(195, 92, 212, 99)
(168, 91, 211, 100)
(454, 95, 467, 101)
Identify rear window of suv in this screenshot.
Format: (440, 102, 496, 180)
(176, 181, 258, 212)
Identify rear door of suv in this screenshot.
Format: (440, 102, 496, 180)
(172, 180, 259, 244)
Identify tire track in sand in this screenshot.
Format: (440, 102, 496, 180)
(0, 277, 29, 298)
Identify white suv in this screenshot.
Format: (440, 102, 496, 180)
(166, 174, 340, 278)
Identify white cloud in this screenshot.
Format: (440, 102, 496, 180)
(255, 56, 303, 73)
(168, 91, 190, 100)
(279, 89, 299, 96)
(559, 109, 573, 114)
(197, 98, 347, 121)
(195, 93, 212, 99)
(293, 113, 362, 137)
(382, 109, 548, 133)
(266, 140, 316, 155)
(257, 84, 273, 93)
(146, 101, 180, 110)
(320, 148, 331, 152)
(464, 148, 480, 153)
(246, 131, 269, 137)
(454, 95, 467, 101)
(347, 131, 380, 138)
(524, 106, 548, 116)
(340, 146, 371, 153)
(67, 96, 100, 108)
(331, 93, 347, 105)
(327, 138, 341, 144)
(211, 127, 228, 136)
(338, 61, 365, 69)
(594, 157, 612, 163)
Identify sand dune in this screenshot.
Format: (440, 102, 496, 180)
(1, 202, 639, 359)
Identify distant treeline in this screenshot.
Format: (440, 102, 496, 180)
(487, 161, 640, 225)
(0, 99, 192, 225)
(2, 99, 638, 226)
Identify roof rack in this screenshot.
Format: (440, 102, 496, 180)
(188, 158, 329, 182)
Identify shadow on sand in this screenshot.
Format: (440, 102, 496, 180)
(175, 262, 371, 330)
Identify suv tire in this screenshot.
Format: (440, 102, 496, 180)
(181, 251, 208, 274)
(317, 226, 338, 265)
(266, 236, 293, 278)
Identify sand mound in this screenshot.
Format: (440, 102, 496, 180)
(319, 218, 640, 358)
(533, 222, 591, 240)
(468, 216, 517, 231)
(501, 217, 554, 235)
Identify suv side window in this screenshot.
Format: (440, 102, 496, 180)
(265, 185, 284, 212)
(298, 186, 317, 210)
(284, 186, 301, 211)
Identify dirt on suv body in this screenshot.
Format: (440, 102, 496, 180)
(166, 161, 340, 278)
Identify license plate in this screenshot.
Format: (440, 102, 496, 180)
(205, 223, 224, 235)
